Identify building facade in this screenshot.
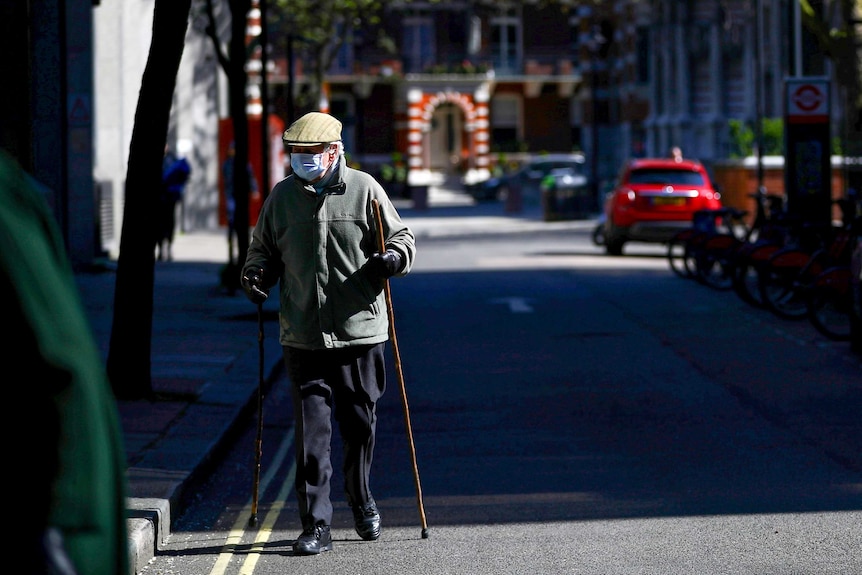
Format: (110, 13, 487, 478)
(2, 0, 101, 267)
(274, 0, 832, 196)
(9, 0, 845, 263)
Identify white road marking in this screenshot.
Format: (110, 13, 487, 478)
(491, 297, 534, 313)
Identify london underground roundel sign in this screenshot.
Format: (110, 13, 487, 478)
(786, 78, 829, 123)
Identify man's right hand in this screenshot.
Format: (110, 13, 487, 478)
(241, 267, 269, 304)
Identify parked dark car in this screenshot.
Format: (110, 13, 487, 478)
(469, 154, 587, 202)
(602, 157, 723, 255)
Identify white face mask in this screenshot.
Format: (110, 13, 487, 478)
(291, 151, 330, 181)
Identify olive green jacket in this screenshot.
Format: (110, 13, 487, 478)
(244, 160, 416, 349)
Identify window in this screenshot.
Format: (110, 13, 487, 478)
(490, 95, 521, 152)
(629, 169, 705, 186)
(490, 8, 521, 74)
(403, 17, 435, 73)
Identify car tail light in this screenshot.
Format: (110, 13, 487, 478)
(615, 188, 635, 204)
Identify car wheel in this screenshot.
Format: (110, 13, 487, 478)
(605, 237, 625, 256)
(604, 221, 625, 255)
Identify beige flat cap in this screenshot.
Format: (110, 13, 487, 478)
(282, 112, 342, 146)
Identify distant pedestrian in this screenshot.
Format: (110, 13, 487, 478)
(669, 146, 684, 162)
(158, 147, 191, 261)
(241, 112, 417, 555)
(0, 149, 129, 575)
(222, 141, 258, 265)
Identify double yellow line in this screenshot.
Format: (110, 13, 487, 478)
(208, 426, 296, 575)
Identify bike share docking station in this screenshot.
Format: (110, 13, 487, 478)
(784, 77, 832, 228)
(785, 76, 862, 353)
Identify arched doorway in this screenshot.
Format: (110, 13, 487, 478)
(428, 103, 465, 173)
(404, 85, 491, 187)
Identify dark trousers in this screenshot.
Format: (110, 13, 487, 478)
(282, 343, 386, 528)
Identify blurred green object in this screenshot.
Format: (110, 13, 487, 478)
(0, 150, 129, 575)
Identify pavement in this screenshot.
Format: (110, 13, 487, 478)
(76, 183, 598, 575)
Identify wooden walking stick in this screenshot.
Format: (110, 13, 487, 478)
(249, 301, 264, 527)
(371, 198, 429, 539)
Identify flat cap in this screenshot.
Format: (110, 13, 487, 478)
(282, 112, 342, 146)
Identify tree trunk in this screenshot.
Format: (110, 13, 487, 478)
(226, 0, 252, 290)
(107, 0, 191, 399)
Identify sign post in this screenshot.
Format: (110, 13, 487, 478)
(784, 77, 831, 228)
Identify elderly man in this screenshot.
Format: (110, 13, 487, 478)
(241, 112, 417, 555)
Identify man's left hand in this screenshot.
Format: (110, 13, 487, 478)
(369, 251, 402, 278)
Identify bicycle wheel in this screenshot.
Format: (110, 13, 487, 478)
(683, 231, 709, 278)
(667, 229, 694, 279)
(732, 259, 762, 306)
(695, 234, 738, 290)
(758, 265, 808, 319)
(732, 242, 779, 308)
(695, 251, 734, 290)
(806, 269, 853, 341)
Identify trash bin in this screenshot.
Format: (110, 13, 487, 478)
(540, 171, 592, 221)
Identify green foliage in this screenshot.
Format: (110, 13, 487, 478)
(269, 0, 393, 110)
(727, 118, 784, 157)
(380, 152, 406, 183)
(728, 119, 753, 158)
(492, 152, 508, 176)
(761, 118, 784, 156)
(728, 117, 847, 157)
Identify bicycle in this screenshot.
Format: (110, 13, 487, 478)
(758, 200, 857, 320)
(806, 265, 855, 340)
(691, 207, 749, 290)
(805, 213, 862, 340)
(728, 189, 795, 308)
(667, 207, 737, 280)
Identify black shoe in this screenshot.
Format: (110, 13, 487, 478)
(351, 500, 381, 541)
(293, 525, 332, 555)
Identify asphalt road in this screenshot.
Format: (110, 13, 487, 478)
(141, 226, 862, 575)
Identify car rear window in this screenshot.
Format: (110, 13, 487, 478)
(628, 169, 705, 186)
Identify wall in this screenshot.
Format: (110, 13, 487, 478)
(713, 157, 849, 225)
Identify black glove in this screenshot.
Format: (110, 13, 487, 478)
(369, 250, 402, 278)
(241, 267, 269, 304)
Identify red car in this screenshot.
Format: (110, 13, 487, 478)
(602, 157, 723, 255)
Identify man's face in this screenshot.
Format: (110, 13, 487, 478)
(288, 143, 338, 181)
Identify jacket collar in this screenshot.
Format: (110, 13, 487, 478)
(294, 158, 347, 197)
